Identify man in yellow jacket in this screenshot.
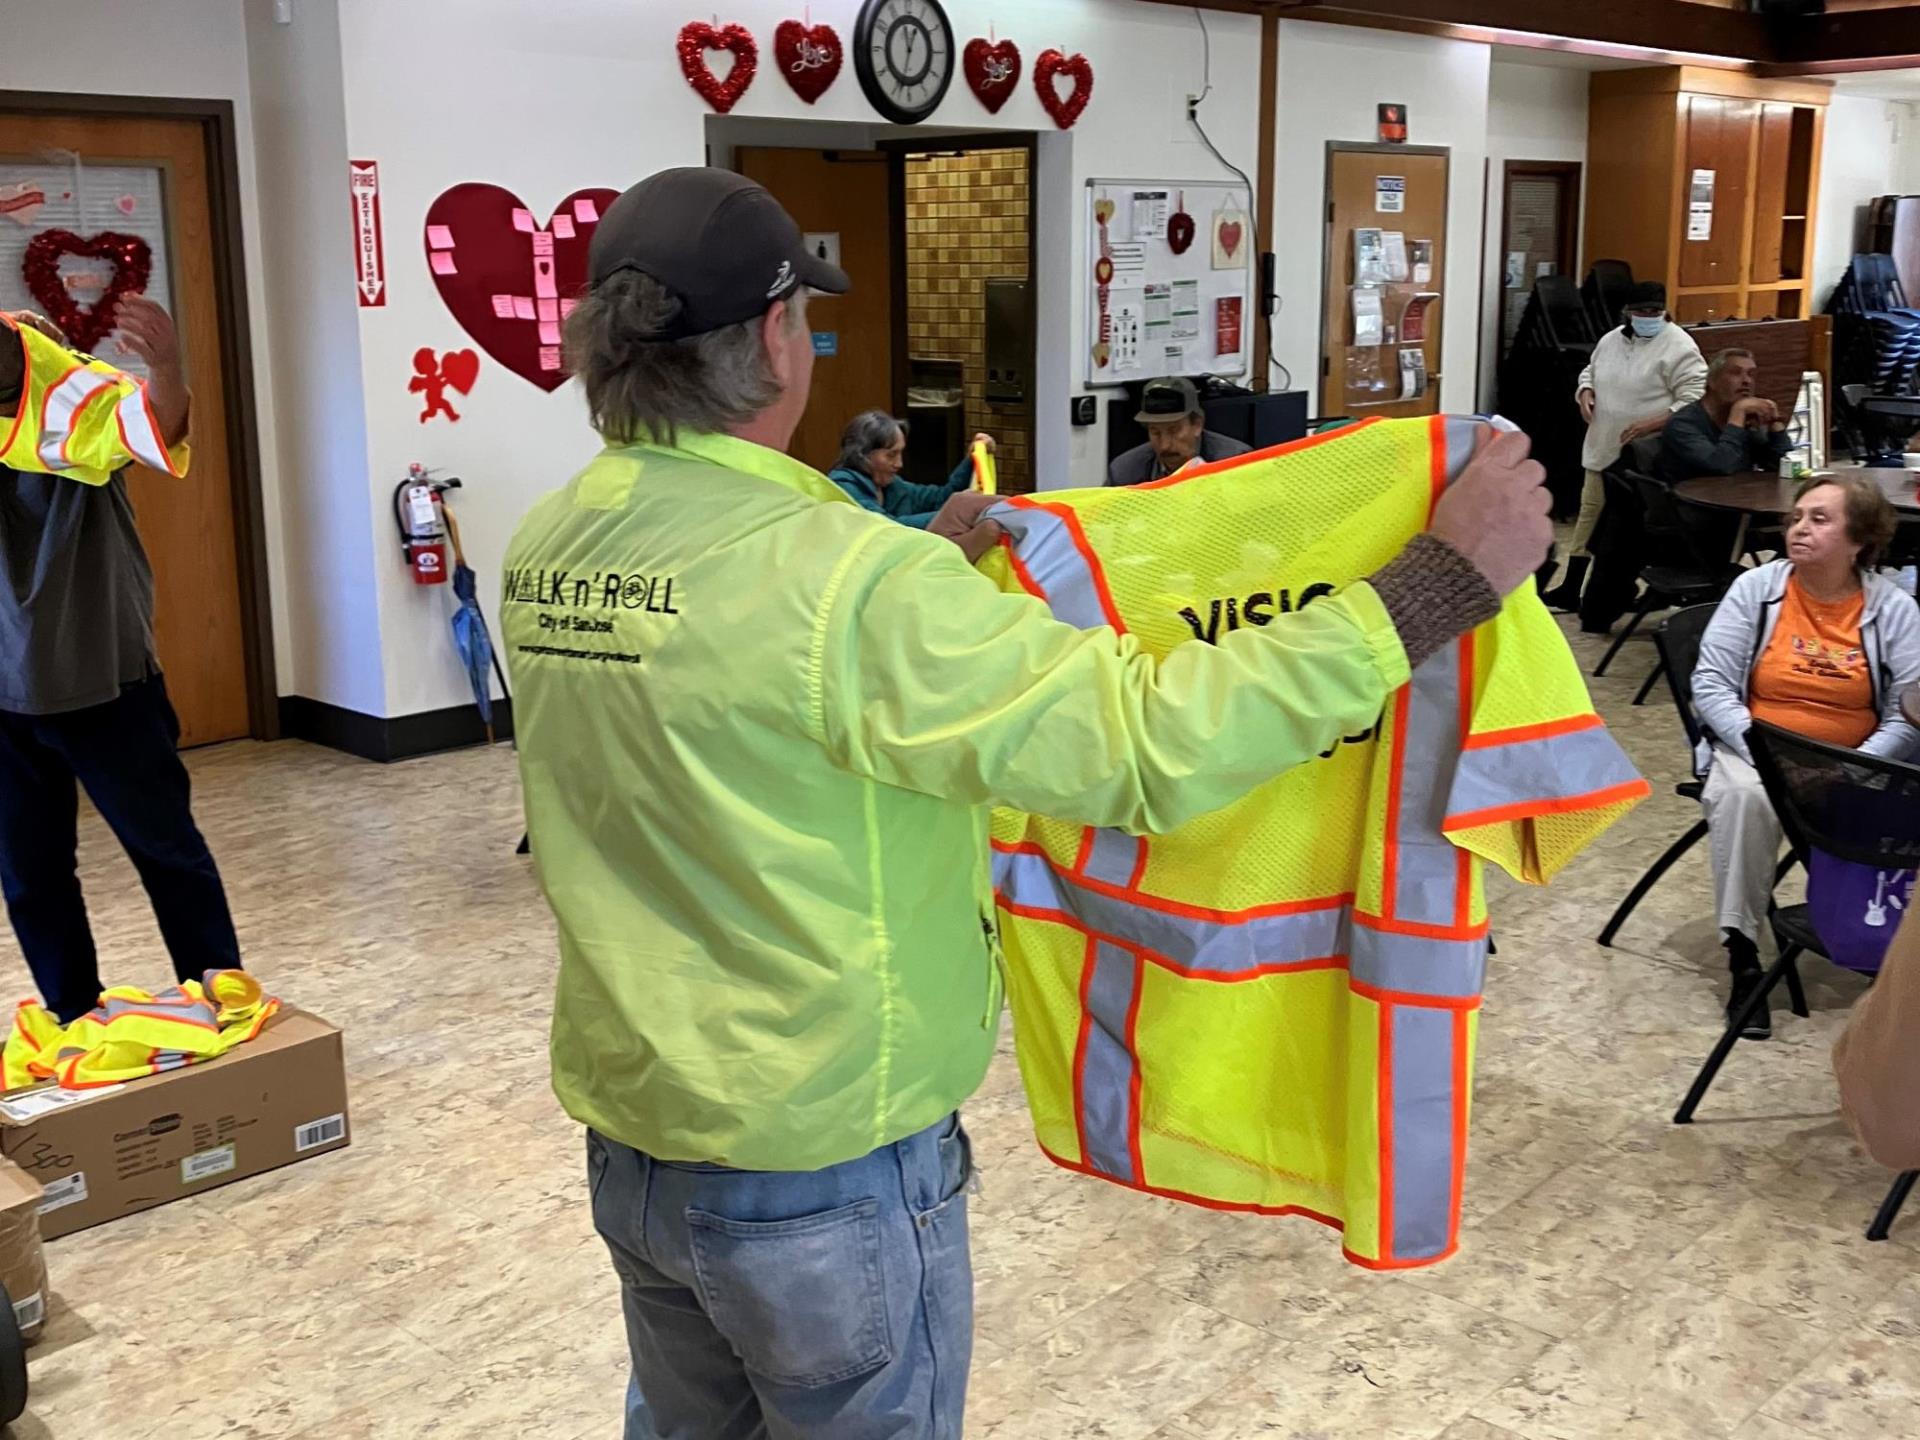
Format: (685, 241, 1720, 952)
(504, 167, 1552, 1440)
(0, 300, 243, 1023)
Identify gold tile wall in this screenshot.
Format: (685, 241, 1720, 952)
(905, 149, 1034, 494)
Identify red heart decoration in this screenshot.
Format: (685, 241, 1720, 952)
(21, 229, 152, 353)
(1034, 49, 1093, 130)
(774, 20, 841, 104)
(963, 38, 1022, 114)
(679, 21, 758, 113)
(441, 349, 480, 395)
(1219, 221, 1243, 258)
(1168, 211, 1196, 256)
(422, 185, 620, 393)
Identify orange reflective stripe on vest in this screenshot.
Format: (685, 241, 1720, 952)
(982, 415, 1646, 1268)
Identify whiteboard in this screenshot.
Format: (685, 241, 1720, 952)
(1085, 177, 1254, 388)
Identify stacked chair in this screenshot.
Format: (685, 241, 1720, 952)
(1828, 254, 1920, 463)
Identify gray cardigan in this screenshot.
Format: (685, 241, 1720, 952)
(1691, 560, 1920, 774)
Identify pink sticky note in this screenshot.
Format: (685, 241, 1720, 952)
(427, 225, 455, 249)
(552, 213, 576, 240)
(538, 321, 561, 345)
(531, 232, 554, 257)
(511, 208, 534, 233)
(533, 260, 557, 300)
(573, 198, 600, 223)
(430, 251, 458, 275)
(539, 346, 562, 371)
(560, 299, 578, 318)
(537, 298, 559, 323)
(513, 296, 536, 320)
(491, 294, 516, 318)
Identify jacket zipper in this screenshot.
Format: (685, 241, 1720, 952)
(980, 911, 1005, 1028)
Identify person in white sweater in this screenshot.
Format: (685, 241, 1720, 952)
(1543, 281, 1707, 615)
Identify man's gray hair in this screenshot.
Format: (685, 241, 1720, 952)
(1708, 347, 1755, 380)
(564, 271, 807, 445)
(835, 409, 906, 474)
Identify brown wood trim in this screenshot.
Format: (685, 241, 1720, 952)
(0, 88, 279, 742)
(885, 148, 910, 418)
(1276, 0, 1770, 60)
(1255, 9, 1279, 392)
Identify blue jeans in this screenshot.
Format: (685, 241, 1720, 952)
(588, 1115, 974, 1440)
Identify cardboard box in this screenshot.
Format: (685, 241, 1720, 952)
(0, 1160, 45, 1341)
(0, 1008, 350, 1241)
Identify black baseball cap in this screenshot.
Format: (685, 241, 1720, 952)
(1135, 377, 1202, 425)
(1626, 281, 1668, 311)
(588, 167, 850, 339)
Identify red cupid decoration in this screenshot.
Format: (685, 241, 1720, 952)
(21, 230, 153, 353)
(1034, 49, 1093, 129)
(775, 19, 842, 104)
(679, 20, 758, 113)
(962, 37, 1022, 114)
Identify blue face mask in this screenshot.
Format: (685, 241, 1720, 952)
(1629, 314, 1666, 339)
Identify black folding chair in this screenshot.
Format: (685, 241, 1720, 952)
(1592, 468, 1730, 679)
(1598, 604, 1717, 947)
(1583, 259, 1635, 337)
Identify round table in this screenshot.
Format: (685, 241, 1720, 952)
(1674, 468, 1920, 562)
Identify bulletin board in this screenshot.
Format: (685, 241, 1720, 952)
(1085, 178, 1254, 387)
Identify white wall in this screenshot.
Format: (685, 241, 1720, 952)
(329, 0, 1262, 720)
(1271, 22, 1492, 419)
(1813, 93, 1920, 309)
(0, 0, 295, 697)
(1479, 59, 1590, 408)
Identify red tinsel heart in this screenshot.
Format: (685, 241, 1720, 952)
(422, 185, 620, 393)
(679, 20, 758, 113)
(1034, 49, 1093, 130)
(775, 19, 841, 104)
(1168, 210, 1196, 256)
(962, 37, 1022, 114)
(21, 229, 152, 353)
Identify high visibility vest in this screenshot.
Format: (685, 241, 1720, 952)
(980, 415, 1647, 1269)
(0, 314, 185, 485)
(3, 970, 277, 1092)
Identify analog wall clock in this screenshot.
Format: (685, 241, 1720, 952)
(853, 0, 956, 125)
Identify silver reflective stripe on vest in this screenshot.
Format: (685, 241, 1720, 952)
(1079, 942, 1140, 1182)
(984, 501, 1115, 632)
(36, 369, 117, 469)
(113, 386, 177, 474)
(1447, 724, 1641, 825)
(1080, 828, 1144, 887)
(1389, 652, 1469, 928)
(1388, 1004, 1459, 1260)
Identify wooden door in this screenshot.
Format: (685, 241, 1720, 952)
(1321, 145, 1449, 419)
(0, 113, 249, 747)
(1678, 95, 1756, 292)
(736, 147, 894, 473)
(1749, 104, 1794, 287)
(1496, 161, 1582, 360)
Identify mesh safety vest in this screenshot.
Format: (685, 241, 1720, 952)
(980, 415, 1647, 1269)
(3, 970, 277, 1092)
(0, 315, 184, 485)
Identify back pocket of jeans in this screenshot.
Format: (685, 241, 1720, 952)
(686, 1198, 893, 1388)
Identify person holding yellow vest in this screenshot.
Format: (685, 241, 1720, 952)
(0, 300, 243, 1024)
(504, 166, 1552, 1440)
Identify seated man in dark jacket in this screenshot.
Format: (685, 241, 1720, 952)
(1107, 377, 1250, 486)
(1655, 347, 1792, 482)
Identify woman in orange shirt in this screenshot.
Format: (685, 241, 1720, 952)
(1691, 477, 1920, 1037)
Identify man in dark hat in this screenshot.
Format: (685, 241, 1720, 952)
(1106, 375, 1250, 486)
(503, 166, 1553, 1439)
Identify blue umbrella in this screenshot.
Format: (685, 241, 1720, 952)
(449, 560, 502, 740)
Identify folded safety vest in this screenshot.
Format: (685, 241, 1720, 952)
(4, 970, 278, 1091)
(0, 313, 185, 485)
(980, 415, 1647, 1269)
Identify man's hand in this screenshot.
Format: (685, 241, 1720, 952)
(1427, 428, 1553, 597)
(112, 295, 189, 446)
(929, 490, 999, 538)
(6, 309, 68, 346)
(1730, 397, 1774, 429)
(1577, 388, 1596, 425)
(953, 521, 1003, 564)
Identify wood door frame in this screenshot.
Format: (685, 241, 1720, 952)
(1490, 159, 1583, 368)
(880, 132, 1040, 424)
(0, 89, 277, 741)
(1318, 141, 1450, 418)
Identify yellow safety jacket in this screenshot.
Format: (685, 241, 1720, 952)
(980, 415, 1648, 1269)
(0, 314, 186, 485)
(3, 971, 277, 1092)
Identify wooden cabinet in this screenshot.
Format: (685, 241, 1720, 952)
(1584, 68, 1828, 327)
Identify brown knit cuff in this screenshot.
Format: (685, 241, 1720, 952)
(1368, 533, 1502, 670)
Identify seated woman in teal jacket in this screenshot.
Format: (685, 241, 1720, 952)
(827, 409, 993, 528)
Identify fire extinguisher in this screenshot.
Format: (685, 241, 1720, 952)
(393, 463, 462, 585)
